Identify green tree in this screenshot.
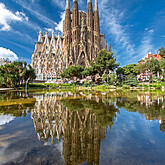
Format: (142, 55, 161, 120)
(122, 64, 137, 75)
(0, 76, 5, 87)
(26, 64, 36, 82)
(116, 64, 137, 76)
(60, 65, 84, 80)
(159, 58, 165, 80)
(159, 47, 165, 59)
(0, 61, 36, 88)
(102, 72, 117, 85)
(95, 49, 119, 76)
(81, 62, 98, 81)
(135, 58, 161, 83)
(116, 64, 137, 84)
(125, 73, 138, 86)
(159, 58, 165, 71)
(116, 67, 124, 76)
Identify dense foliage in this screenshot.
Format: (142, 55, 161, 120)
(116, 49, 165, 84)
(0, 61, 36, 88)
(159, 47, 165, 59)
(60, 65, 84, 79)
(60, 49, 119, 83)
(95, 49, 119, 76)
(116, 64, 137, 76)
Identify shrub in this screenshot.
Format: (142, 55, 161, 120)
(0, 77, 5, 87)
(83, 81, 90, 87)
(125, 79, 138, 87)
(123, 85, 130, 89)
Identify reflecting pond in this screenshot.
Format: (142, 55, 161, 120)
(0, 90, 165, 165)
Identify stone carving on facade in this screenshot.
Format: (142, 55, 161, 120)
(32, 32, 64, 81)
(32, 0, 111, 81)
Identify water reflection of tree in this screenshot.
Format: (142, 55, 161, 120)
(116, 95, 165, 132)
(31, 94, 119, 164)
(0, 91, 35, 117)
(61, 97, 119, 128)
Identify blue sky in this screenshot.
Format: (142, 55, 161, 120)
(0, 0, 165, 66)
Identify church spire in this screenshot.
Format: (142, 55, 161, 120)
(109, 44, 112, 53)
(66, 0, 70, 9)
(50, 32, 55, 46)
(94, 0, 100, 58)
(72, 0, 79, 28)
(64, 0, 71, 32)
(44, 32, 49, 45)
(87, 0, 93, 28)
(95, 0, 98, 11)
(94, 0, 100, 33)
(38, 31, 43, 43)
(106, 41, 107, 50)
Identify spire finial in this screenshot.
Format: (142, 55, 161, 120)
(106, 41, 107, 50)
(88, 0, 92, 2)
(95, 0, 98, 11)
(73, 0, 77, 2)
(66, 0, 70, 9)
(109, 44, 112, 53)
(38, 31, 43, 43)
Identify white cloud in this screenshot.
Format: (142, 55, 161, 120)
(145, 28, 154, 33)
(0, 47, 18, 62)
(15, 11, 29, 21)
(55, 12, 65, 33)
(99, 0, 135, 60)
(0, 114, 15, 126)
(13, 0, 56, 28)
(138, 29, 154, 58)
(51, 0, 66, 10)
(44, 28, 54, 33)
(0, 3, 28, 31)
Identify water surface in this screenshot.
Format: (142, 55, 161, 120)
(0, 90, 165, 165)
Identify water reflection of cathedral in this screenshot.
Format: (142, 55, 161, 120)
(31, 93, 114, 164)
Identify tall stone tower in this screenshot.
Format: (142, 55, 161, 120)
(94, 0, 100, 60)
(63, 0, 106, 68)
(72, 0, 80, 66)
(64, 0, 71, 68)
(87, 0, 93, 62)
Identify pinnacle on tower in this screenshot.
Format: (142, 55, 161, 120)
(66, 0, 70, 9)
(38, 31, 43, 43)
(72, 0, 79, 28)
(44, 32, 49, 45)
(109, 44, 112, 53)
(95, 0, 98, 11)
(87, 0, 93, 28)
(106, 42, 107, 50)
(50, 32, 55, 45)
(94, 0, 100, 33)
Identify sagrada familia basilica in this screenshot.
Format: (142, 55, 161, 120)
(32, 0, 111, 81)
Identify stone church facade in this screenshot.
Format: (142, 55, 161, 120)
(32, 0, 110, 81)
